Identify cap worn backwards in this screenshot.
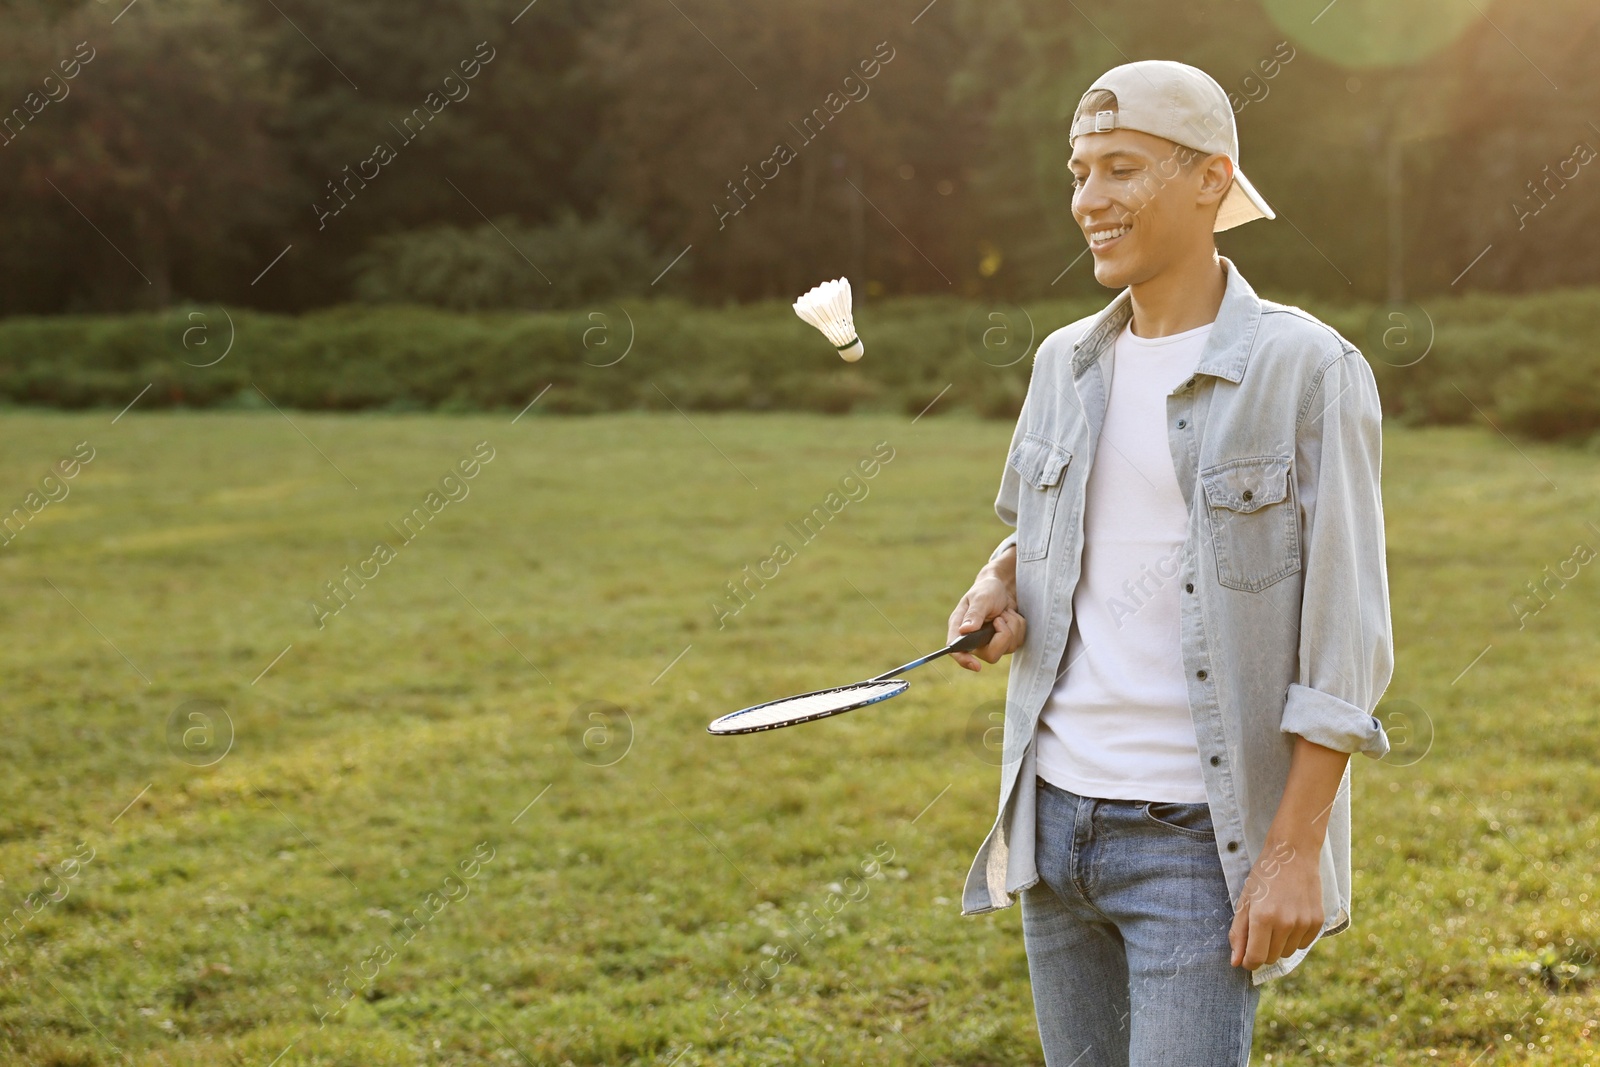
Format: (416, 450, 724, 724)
(1069, 59, 1276, 232)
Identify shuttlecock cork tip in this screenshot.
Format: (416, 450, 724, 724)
(794, 277, 864, 362)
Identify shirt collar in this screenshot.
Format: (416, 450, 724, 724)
(1070, 256, 1262, 384)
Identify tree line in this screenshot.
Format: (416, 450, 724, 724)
(0, 0, 1594, 315)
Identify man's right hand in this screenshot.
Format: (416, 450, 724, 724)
(948, 544, 1025, 672)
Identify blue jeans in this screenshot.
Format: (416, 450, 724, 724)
(1022, 776, 1260, 1066)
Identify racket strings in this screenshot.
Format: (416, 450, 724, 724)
(708, 679, 907, 733)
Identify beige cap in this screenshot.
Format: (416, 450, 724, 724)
(1068, 60, 1275, 232)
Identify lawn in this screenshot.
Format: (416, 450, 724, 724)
(0, 409, 1595, 1066)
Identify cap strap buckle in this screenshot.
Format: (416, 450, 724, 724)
(1093, 109, 1116, 133)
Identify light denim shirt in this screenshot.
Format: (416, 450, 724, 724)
(961, 257, 1394, 986)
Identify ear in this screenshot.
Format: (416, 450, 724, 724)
(1195, 153, 1234, 208)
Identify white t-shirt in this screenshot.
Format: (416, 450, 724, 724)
(1033, 318, 1214, 803)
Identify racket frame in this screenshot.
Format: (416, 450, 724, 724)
(705, 622, 997, 736)
(705, 678, 909, 735)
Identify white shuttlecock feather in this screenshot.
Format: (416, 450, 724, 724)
(793, 277, 864, 362)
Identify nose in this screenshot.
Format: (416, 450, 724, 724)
(1073, 173, 1116, 226)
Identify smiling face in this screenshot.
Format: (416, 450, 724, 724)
(1068, 127, 1232, 289)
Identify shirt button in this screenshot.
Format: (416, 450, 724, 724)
(1242, 489, 1253, 501)
(1185, 583, 1194, 593)
(1227, 840, 1240, 852)
(1176, 418, 1187, 429)
(1197, 669, 1208, 680)
(1209, 755, 1220, 766)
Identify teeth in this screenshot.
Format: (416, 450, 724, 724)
(1090, 224, 1131, 245)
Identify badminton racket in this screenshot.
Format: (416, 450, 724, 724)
(706, 622, 997, 736)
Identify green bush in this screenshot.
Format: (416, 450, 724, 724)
(1498, 358, 1600, 441)
(351, 211, 663, 311)
(0, 288, 1597, 442)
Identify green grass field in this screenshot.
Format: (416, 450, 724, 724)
(0, 409, 1596, 1066)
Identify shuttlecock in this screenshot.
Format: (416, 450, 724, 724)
(793, 277, 864, 362)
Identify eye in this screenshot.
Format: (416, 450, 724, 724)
(1112, 168, 1137, 179)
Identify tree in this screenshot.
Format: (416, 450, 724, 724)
(0, 0, 290, 311)
(582, 0, 989, 301)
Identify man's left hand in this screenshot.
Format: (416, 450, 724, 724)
(1228, 839, 1324, 970)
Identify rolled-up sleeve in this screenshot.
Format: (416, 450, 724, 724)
(1281, 347, 1394, 759)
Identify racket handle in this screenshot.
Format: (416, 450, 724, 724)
(949, 622, 997, 653)
(868, 621, 1004, 683)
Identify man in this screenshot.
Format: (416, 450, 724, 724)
(947, 60, 1394, 1065)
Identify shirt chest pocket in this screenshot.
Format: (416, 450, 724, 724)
(1008, 433, 1073, 562)
(1199, 454, 1300, 592)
